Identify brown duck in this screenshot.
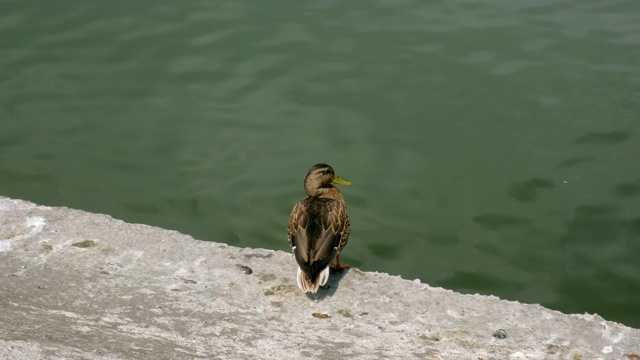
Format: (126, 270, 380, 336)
(288, 163, 351, 293)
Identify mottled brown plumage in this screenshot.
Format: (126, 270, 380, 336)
(288, 163, 351, 293)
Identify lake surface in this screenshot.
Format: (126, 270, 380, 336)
(1, 1, 639, 328)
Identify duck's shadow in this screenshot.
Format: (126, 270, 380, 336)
(305, 268, 350, 301)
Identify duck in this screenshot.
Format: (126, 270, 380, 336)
(288, 163, 352, 293)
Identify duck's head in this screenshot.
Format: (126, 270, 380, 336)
(303, 163, 351, 197)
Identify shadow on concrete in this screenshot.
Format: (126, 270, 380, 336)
(306, 268, 351, 301)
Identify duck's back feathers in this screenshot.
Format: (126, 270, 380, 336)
(288, 196, 349, 292)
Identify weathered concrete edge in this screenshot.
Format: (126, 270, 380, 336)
(0, 196, 639, 360)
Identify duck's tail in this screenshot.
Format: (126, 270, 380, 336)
(296, 266, 330, 293)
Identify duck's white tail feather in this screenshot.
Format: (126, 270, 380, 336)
(297, 266, 330, 293)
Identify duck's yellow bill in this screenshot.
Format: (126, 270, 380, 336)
(332, 174, 352, 186)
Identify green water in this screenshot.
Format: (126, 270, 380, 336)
(1, 1, 639, 327)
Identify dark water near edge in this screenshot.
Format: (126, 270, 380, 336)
(1, 1, 640, 327)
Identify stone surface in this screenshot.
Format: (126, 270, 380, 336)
(1, 196, 639, 359)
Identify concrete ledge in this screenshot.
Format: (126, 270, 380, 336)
(1, 196, 639, 359)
